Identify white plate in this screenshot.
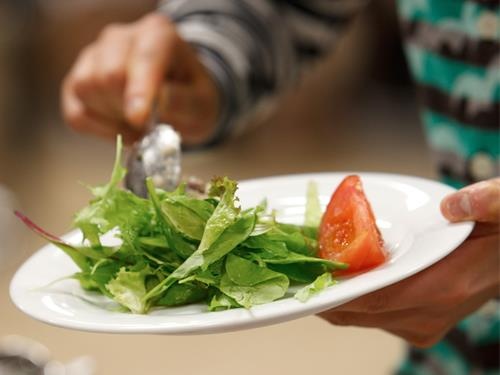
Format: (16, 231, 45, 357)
(10, 173, 473, 335)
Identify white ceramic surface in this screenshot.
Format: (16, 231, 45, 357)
(10, 173, 473, 335)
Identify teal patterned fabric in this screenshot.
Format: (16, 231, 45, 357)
(397, 0, 499, 373)
(398, 0, 499, 186)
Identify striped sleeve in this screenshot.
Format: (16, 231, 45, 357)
(158, 0, 366, 144)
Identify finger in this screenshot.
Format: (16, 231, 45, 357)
(319, 307, 458, 348)
(470, 222, 500, 238)
(318, 309, 420, 329)
(70, 46, 97, 100)
(70, 46, 118, 120)
(441, 178, 500, 223)
(330, 243, 471, 314)
(63, 86, 118, 139)
(62, 83, 138, 143)
(331, 286, 407, 314)
(384, 286, 497, 348)
(124, 15, 175, 128)
(331, 235, 499, 319)
(96, 24, 130, 90)
(93, 24, 132, 118)
(384, 328, 445, 348)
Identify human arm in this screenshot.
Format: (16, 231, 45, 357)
(61, 0, 366, 147)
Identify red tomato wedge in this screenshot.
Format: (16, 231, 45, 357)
(319, 175, 386, 276)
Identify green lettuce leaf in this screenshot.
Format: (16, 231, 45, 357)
(157, 282, 208, 307)
(74, 136, 127, 246)
(304, 181, 322, 227)
(208, 292, 241, 311)
(106, 267, 151, 314)
(160, 196, 214, 240)
(219, 254, 289, 308)
(295, 272, 336, 302)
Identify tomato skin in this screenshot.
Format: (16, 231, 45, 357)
(319, 175, 386, 275)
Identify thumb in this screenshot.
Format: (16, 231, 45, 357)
(440, 178, 500, 223)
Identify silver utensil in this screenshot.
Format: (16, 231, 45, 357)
(125, 107, 181, 197)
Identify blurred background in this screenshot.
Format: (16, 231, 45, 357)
(0, 0, 435, 374)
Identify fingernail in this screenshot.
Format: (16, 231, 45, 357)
(446, 192, 472, 220)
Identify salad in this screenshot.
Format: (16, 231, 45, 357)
(16, 137, 386, 314)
